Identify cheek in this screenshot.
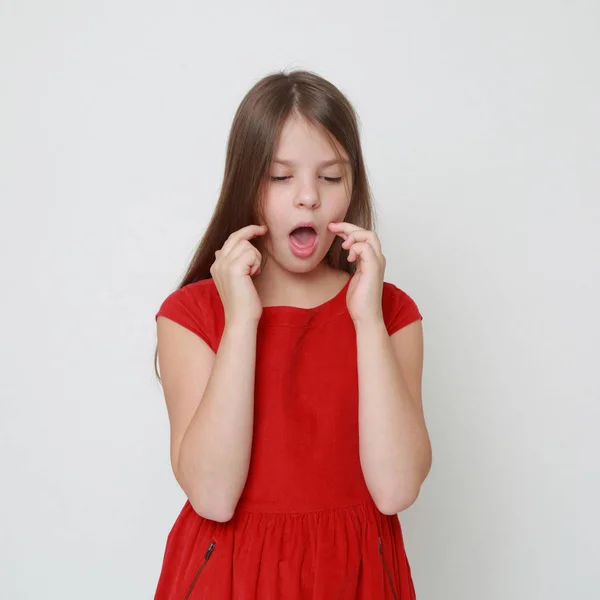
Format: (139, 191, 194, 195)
(327, 192, 352, 221)
(261, 201, 287, 231)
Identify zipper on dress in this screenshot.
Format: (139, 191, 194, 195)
(182, 540, 216, 600)
(378, 536, 399, 600)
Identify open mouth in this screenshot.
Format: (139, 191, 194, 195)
(289, 226, 317, 246)
(289, 225, 319, 257)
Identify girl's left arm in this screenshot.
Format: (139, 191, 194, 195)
(355, 317, 431, 514)
(327, 221, 432, 515)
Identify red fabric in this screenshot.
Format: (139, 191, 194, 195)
(154, 276, 423, 599)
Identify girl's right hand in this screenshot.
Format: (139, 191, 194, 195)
(210, 224, 268, 325)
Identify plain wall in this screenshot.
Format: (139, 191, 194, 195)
(1, 1, 598, 598)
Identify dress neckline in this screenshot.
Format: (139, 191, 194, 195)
(259, 275, 352, 328)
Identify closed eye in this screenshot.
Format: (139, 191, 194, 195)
(269, 176, 342, 183)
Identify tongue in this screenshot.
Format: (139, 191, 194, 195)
(290, 227, 317, 247)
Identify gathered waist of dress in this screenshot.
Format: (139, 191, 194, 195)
(235, 493, 377, 516)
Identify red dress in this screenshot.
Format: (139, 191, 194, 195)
(154, 275, 423, 599)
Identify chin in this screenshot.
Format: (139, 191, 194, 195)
(292, 262, 321, 274)
(274, 252, 327, 275)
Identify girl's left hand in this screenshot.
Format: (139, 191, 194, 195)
(328, 222, 386, 324)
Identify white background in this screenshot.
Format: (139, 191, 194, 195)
(1, 1, 599, 598)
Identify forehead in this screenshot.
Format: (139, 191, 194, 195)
(272, 157, 349, 167)
(273, 114, 349, 163)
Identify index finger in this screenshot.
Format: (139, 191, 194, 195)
(327, 221, 362, 239)
(221, 224, 268, 254)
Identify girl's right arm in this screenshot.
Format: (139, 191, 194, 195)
(157, 225, 267, 522)
(157, 317, 259, 522)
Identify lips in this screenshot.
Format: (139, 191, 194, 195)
(288, 222, 319, 258)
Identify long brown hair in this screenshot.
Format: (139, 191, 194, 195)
(154, 69, 377, 381)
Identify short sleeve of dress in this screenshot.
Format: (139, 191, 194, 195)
(155, 285, 214, 350)
(383, 282, 423, 336)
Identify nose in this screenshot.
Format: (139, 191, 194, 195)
(294, 180, 321, 209)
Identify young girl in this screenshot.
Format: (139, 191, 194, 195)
(153, 69, 431, 599)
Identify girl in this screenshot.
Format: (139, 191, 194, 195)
(153, 69, 431, 599)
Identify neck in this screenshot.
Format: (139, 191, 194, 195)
(253, 260, 349, 309)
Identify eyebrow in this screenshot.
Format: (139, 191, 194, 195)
(272, 158, 350, 167)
